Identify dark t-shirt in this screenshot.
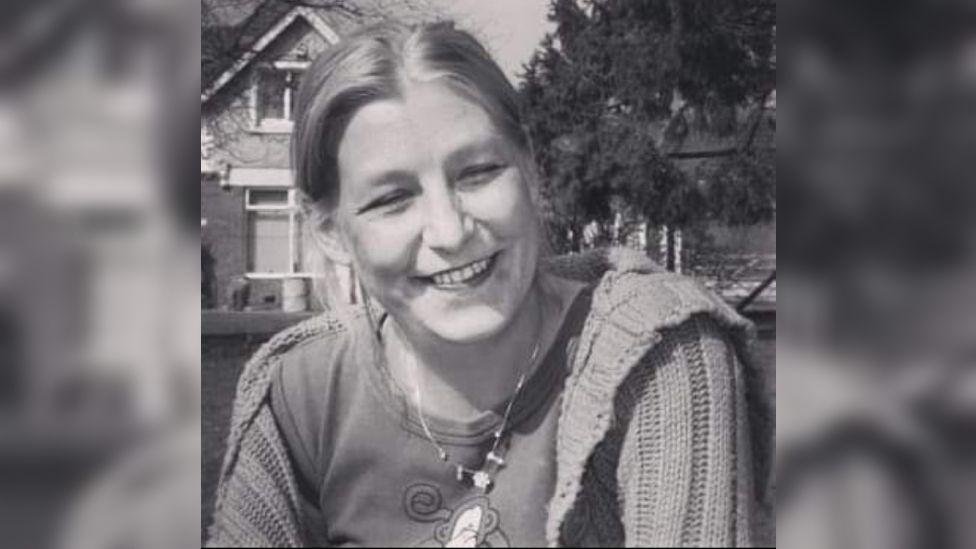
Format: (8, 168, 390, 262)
(270, 288, 591, 547)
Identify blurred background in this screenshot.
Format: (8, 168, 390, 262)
(778, 1, 976, 548)
(0, 0, 200, 548)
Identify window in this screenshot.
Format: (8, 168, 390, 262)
(250, 61, 307, 132)
(245, 188, 309, 276)
(257, 69, 290, 121)
(247, 211, 290, 273)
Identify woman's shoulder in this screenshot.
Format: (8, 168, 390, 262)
(597, 267, 745, 333)
(548, 247, 751, 339)
(269, 311, 358, 388)
(252, 310, 354, 365)
(256, 309, 368, 403)
(552, 248, 756, 417)
(227, 310, 362, 431)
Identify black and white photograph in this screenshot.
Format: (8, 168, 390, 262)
(2, 0, 976, 548)
(200, 0, 774, 546)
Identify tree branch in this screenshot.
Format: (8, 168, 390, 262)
(666, 145, 774, 159)
(738, 89, 773, 153)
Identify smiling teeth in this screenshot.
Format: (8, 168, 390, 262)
(430, 258, 491, 285)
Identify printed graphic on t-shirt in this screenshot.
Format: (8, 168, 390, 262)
(403, 483, 510, 547)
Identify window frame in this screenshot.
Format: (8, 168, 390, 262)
(243, 187, 314, 279)
(248, 60, 309, 134)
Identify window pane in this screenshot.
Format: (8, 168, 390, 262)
(247, 211, 290, 273)
(247, 189, 288, 207)
(258, 69, 286, 121)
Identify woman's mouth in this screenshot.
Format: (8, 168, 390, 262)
(423, 253, 498, 288)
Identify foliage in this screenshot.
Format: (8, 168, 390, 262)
(703, 148, 776, 226)
(520, 0, 775, 253)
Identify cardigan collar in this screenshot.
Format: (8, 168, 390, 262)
(542, 248, 755, 546)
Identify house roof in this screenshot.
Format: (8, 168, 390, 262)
(203, 0, 289, 89)
(201, 1, 340, 104)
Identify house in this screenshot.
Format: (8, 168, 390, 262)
(201, 2, 362, 311)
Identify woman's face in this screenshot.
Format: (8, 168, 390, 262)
(330, 80, 541, 344)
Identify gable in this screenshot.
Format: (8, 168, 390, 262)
(202, 6, 340, 104)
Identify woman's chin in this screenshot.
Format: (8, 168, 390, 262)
(417, 307, 511, 344)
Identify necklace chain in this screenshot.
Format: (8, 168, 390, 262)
(410, 341, 540, 492)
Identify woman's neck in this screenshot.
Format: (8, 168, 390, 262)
(385, 279, 552, 417)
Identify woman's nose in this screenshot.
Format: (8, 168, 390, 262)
(421, 189, 471, 252)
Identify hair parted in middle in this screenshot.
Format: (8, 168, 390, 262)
(290, 20, 549, 313)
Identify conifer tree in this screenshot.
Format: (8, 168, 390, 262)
(520, 0, 775, 253)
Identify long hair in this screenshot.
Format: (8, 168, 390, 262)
(291, 21, 547, 317)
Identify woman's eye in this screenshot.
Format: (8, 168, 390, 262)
(358, 190, 412, 215)
(457, 163, 505, 187)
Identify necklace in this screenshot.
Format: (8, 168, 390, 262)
(410, 341, 540, 493)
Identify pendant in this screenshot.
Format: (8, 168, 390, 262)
(471, 470, 493, 492)
(456, 466, 494, 493)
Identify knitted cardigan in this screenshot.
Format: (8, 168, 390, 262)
(207, 248, 771, 547)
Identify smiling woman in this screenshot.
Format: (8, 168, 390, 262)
(329, 80, 542, 346)
(207, 21, 771, 548)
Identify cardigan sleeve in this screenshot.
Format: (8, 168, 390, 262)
(206, 404, 308, 547)
(206, 314, 350, 548)
(615, 314, 758, 547)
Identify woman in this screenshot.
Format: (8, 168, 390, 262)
(208, 21, 769, 547)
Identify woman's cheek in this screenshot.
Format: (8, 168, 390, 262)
(467, 173, 531, 234)
(347, 213, 420, 282)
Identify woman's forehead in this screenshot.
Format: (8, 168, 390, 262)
(337, 81, 511, 179)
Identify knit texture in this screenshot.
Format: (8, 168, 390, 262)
(207, 247, 771, 547)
